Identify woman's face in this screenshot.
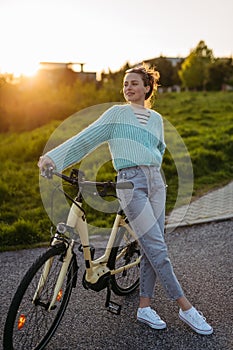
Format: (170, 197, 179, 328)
(123, 72, 149, 105)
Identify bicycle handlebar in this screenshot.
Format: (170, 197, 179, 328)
(41, 167, 134, 191)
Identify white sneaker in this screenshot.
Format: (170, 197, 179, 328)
(179, 307, 213, 335)
(137, 307, 167, 329)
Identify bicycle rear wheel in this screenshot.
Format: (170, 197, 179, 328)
(3, 243, 78, 350)
(108, 226, 140, 296)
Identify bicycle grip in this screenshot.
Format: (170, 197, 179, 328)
(41, 166, 54, 179)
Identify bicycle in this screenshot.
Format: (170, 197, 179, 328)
(3, 168, 141, 350)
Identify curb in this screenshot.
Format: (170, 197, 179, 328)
(166, 214, 233, 231)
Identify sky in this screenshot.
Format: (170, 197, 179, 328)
(0, 0, 232, 77)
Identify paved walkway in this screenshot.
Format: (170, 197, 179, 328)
(2, 221, 232, 350)
(166, 181, 233, 231)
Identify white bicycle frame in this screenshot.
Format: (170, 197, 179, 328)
(33, 199, 140, 311)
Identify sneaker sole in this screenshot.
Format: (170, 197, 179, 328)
(179, 314, 213, 335)
(137, 317, 167, 330)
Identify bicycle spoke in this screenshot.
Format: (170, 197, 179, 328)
(4, 245, 77, 350)
(108, 227, 140, 295)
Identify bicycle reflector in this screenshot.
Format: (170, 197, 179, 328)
(18, 314, 26, 330)
(56, 290, 63, 302)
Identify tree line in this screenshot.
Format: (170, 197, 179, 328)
(0, 40, 232, 133)
(142, 41, 233, 91)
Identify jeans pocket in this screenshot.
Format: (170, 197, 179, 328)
(119, 168, 138, 180)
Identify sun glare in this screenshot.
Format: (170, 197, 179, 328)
(0, 61, 40, 78)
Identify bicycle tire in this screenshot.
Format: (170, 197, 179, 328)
(3, 243, 77, 350)
(108, 226, 140, 296)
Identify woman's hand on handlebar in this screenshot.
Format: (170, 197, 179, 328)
(38, 156, 55, 178)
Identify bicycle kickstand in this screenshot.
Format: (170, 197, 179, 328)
(105, 282, 121, 315)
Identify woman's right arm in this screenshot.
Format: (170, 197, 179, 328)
(38, 105, 120, 173)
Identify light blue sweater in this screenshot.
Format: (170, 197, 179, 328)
(45, 104, 166, 171)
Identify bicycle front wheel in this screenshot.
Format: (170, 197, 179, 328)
(3, 243, 77, 350)
(108, 226, 140, 296)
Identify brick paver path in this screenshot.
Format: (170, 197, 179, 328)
(166, 181, 233, 232)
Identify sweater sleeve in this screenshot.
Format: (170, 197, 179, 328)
(44, 105, 119, 171)
(158, 118, 166, 156)
(150, 110, 166, 156)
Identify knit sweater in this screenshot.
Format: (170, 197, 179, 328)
(45, 104, 166, 171)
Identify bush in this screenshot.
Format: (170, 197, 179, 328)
(0, 219, 40, 247)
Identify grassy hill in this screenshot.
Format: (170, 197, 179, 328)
(0, 91, 232, 250)
(156, 91, 233, 190)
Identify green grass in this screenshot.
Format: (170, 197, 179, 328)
(155, 91, 233, 196)
(0, 91, 233, 250)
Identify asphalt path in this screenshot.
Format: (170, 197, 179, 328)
(1, 219, 232, 350)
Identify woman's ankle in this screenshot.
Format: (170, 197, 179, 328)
(176, 296, 192, 311)
(139, 296, 151, 308)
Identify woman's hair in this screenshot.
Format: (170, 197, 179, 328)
(125, 64, 160, 101)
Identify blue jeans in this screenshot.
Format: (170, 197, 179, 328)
(116, 166, 184, 300)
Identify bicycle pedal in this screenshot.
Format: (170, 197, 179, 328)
(106, 301, 121, 315)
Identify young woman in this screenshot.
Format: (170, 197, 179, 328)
(38, 66, 213, 335)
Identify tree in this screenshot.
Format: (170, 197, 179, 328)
(206, 58, 233, 90)
(179, 41, 214, 90)
(172, 59, 184, 86)
(144, 57, 175, 88)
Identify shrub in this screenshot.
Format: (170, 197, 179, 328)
(0, 219, 40, 246)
